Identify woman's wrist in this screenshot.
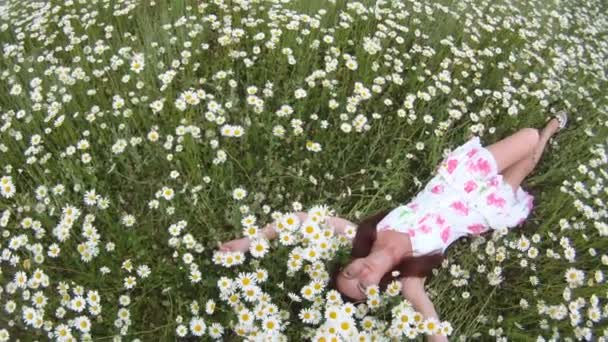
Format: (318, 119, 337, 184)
(427, 333, 449, 342)
(261, 224, 278, 240)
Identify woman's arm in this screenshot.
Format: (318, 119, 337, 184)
(218, 211, 356, 252)
(263, 211, 356, 238)
(400, 277, 448, 342)
(325, 215, 358, 238)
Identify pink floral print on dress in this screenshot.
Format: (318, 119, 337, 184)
(487, 192, 506, 208)
(431, 184, 444, 194)
(417, 213, 431, 225)
(467, 223, 486, 235)
(464, 180, 477, 193)
(466, 157, 492, 176)
(450, 200, 469, 216)
(440, 226, 452, 243)
(446, 159, 458, 174)
(418, 224, 432, 234)
(466, 148, 479, 158)
(435, 215, 446, 226)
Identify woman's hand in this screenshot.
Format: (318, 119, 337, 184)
(217, 237, 251, 253)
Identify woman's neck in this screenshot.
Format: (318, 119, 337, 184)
(372, 230, 414, 264)
(367, 247, 403, 275)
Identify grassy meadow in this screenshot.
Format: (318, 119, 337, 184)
(0, 0, 607, 340)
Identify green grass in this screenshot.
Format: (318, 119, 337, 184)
(0, 0, 607, 340)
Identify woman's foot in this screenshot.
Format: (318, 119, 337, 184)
(541, 116, 561, 140)
(542, 110, 568, 138)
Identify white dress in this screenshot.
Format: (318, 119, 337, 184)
(376, 136, 535, 257)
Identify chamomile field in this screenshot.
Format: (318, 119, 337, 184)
(0, 0, 607, 340)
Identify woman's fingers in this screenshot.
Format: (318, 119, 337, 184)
(217, 241, 231, 252)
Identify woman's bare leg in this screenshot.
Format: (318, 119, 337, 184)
(485, 128, 540, 173)
(501, 118, 561, 191)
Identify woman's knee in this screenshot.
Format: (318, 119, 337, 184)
(517, 127, 540, 155)
(518, 128, 540, 150)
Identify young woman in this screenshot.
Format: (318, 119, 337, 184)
(218, 112, 568, 340)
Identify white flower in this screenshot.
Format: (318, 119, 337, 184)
(124, 276, 137, 289)
(130, 53, 145, 73)
(150, 99, 164, 114)
(294, 88, 307, 99)
(0, 180, 16, 199)
(249, 239, 269, 258)
(189, 317, 206, 336)
(565, 268, 585, 288)
(232, 187, 248, 200)
(161, 186, 175, 200)
(10, 84, 22, 95)
(69, 296, 86, 312)
(175, 324, 188, 337)
(84, 189, 98, 205)
(121, 214, 136, 227)
(175, 98, 187, 111)
(112, 95, 125, 110)
(345, 59, 358, 70)
(74, 316, 91, 333)
(262, 316, 281, 333)
(208, 323, 224, 338)
(205, 300, 216, 315)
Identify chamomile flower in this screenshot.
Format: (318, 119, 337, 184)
(300, 285, 316, 301)
(69, 296, 86, 312)
(121, 214, 136, 227)
(189, 317, 206, 336)
(130, 53, 145, 73)
(236, 272, 257, 289)
(325, 290, 343, 305)
(175, 324, 188, 337)
(366, 295, 381, 310)
(241, 285, 261, 302)
(31, 291, 47, 309)
(299, 307, 318, 324)
(365, 285, 380, 298)
(208, 322, 224, 338)
(249, 238, 269, 258)
(565, 268, 585, 288)
(424, 317, 442, 335)
(279, 232, 296, 245)
(281, 212, 301, 231)
(74, 315, 91, 333)
(253, 268, 269, 283)
(361, 316, 376, 330)
(262, 315, 282, 333)
(124, 276, 137, 289)
(0, 180, 16, 199)
(238, 308, 254, 326)
(300, 221, 320, 238)
(232, 187, 248, 200)
(205, 300, 216, 315)
(161, 186, 175, 200)
(288, 292, 302, 302)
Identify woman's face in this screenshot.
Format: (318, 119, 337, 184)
(335, 257, 384, 301)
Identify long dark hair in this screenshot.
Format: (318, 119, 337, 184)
(328, 208, 447, 303)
